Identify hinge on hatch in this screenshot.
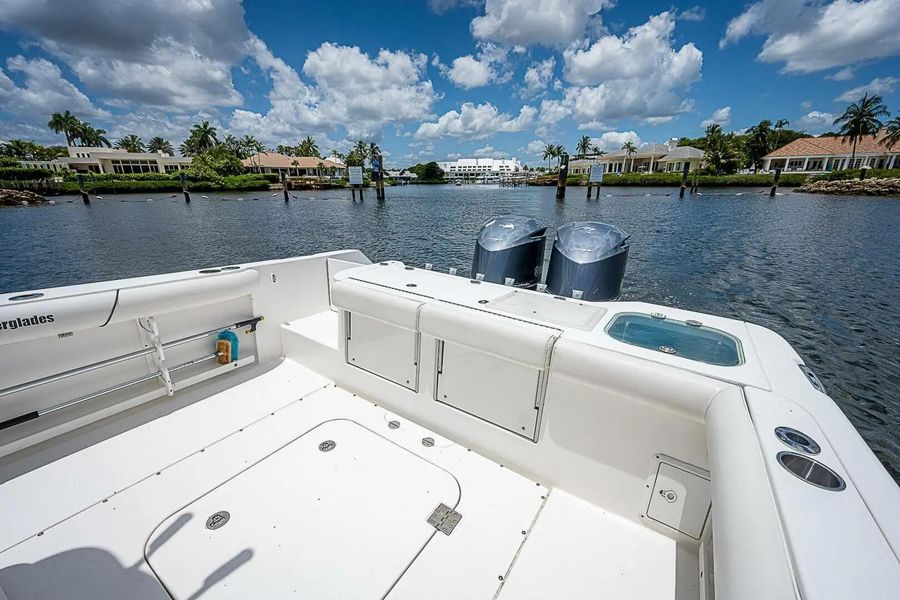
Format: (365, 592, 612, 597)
(427, 503, 462, 535)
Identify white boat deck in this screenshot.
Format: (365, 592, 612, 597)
(0, 359, 692, 599)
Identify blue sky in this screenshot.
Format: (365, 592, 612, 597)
(0, 0, 898, 167)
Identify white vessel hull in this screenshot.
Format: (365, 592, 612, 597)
(0, 251, 898, 599)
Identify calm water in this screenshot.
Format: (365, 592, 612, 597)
(2, 185, 899, 478)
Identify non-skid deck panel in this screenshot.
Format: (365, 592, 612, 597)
(498, 489, 700, 600)
(148, 419, 460, 599)
(0, 363, 547, 600)
(0, 360, 330, 552)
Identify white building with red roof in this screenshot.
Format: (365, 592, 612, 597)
(763, 133, 898, 173)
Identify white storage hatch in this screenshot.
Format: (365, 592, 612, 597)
(145, 419, 461, 599)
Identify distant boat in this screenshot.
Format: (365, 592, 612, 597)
(455, 181, 462, 186)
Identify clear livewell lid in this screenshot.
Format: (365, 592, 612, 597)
(605, 313, 743, 366)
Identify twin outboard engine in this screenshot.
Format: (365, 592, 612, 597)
(472, 216, 629, 300)
(545, 222, 630, 301)
(471, 215, 547, 288)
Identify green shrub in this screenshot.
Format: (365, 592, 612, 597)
(190, 146, 245, 176)
(51, 176, 271, 194)
(61, 171, 184, 182)
(219, 175, 272, 191)
(0, 167, 54, 180)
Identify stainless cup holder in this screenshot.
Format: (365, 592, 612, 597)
(775, 426, 820, 454)
(777, 452, 846, 491)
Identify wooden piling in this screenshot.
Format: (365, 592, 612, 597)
(179, 172, 191, 203)
(555, 154, 569, 200)
(76, 173, 89, 204)
(373, 154, 385, 201)
(690, 168, 699, 194)
(769, 167, 782, 197)
(281, 172, 289, 202)
(679, 164, 690, 199)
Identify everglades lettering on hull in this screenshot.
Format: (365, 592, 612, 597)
(0, 314, 55, 331)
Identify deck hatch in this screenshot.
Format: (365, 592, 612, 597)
(145, 419, 460, 599)
(606, 313, 743, 366)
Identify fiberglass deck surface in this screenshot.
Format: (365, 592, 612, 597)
(0, 359, 691, 599)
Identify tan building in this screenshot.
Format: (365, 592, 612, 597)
(569, 141, 705, 175)
(241, 152, 347, 177)
(763, 134, 899, 173)
(21, 147, 191, 174)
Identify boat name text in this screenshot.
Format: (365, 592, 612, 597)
(0, 314, 55, 331)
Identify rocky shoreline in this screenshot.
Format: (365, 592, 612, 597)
(1, 189, 48, 206)
(796, 178, 900, 196)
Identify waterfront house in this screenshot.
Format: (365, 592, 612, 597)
(386, 170, 418, 183)
(656, 146, 706, 173)
(570, 140, 705, 175)
(241, 152, 347, 178)
(436, 157, 522, 181)
(21, 147, 191, 174)
(763, 134, 899, 173)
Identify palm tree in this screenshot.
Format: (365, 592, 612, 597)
(189, 121, 219, 153)
(621, 141, 637, 173)
(833, 93, 889, 164)
(576, 135, 592, 158)
(590, 144, 607, 159)
(542, 143, 554, 171)
(222, 134, 245, 157)
(746, 119, 773, 171)
(75, 123, 111, 147)
(554, 144, 565, 169)
(772, 118, 789, 150)
(368, 142, 381, 163)
(298, 136, 321, 158)
(147, 136, 174, 155)
(346, 140, 368, 167)
(48, 111, 82, 146)
(114, 134, 145, 153)
(1, 139, 37, 159)
(884, 116, 900, 150)
(241, 135, 265, 166)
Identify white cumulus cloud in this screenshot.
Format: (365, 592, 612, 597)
(0, 55, 108, 120)
(798, 110, 836, 132)
(471, 0, 611, 47)
(700, 106, 731, 128)
(561, 12, 702, 125)
(590, 131, 642, 152)
(835, 76, 899, 102)
(232, 41, 439, 143)
(522, 57, 556, 97)
(720, 0, 900, 74)
(415, 102, 536, 139)
(473, 145, 509, 158)
(827, 66, 856, 81)
(0, 0, 251, 110)
(446, 43, 510, 89)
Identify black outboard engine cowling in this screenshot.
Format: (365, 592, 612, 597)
(545, 222, 630, 301)
(472, 215, 547, 288)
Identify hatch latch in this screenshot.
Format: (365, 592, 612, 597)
(427, 503, 463, 535)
